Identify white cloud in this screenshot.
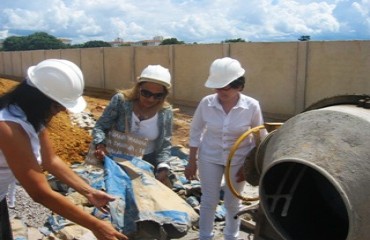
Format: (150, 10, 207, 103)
(2, 8, 44, 30)
(0, 30, 8, 39)
(0, 0, 369, 44)
(352, 0, 370, 16)
(352, 0, 370, 32)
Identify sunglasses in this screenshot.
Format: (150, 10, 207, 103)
(140, 89, 166, 100)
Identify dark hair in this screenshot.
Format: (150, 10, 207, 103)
(0, 81, 55, 132)
(229, 76, 245, 90)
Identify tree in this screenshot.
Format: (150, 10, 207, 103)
(2, 36, 26, 51)
(222, 38, 246, 43)
(160, 38, 184, 45)
(2, 32, 65, 51)
(82, 40, 111, 48)
(24, 32, 65, 50)
(67, 43, 84, 49)
(298, 35, 310, 41)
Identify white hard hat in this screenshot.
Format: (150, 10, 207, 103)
(138, 65, 171, 88)
(27, 59, 87, 113)
(205, 57, 245, 88)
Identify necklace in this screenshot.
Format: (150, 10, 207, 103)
(137, 113, 149, 121)
(134, 102, 155, 121)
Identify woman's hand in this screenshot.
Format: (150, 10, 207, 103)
(95, 144, 108, 161)
(92, 220, 128, 240)
(185, 162, 198, 181)
(236, 165, 246, 183)
(186, 147, 199, 181)
(86, 189, 116, 214)
(155, 168, 169, 183)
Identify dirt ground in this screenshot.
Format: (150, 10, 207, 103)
(0, 78, 192, 165)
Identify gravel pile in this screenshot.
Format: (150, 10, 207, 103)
(69, 111, 97, 134)
(8, 184, 51, 228)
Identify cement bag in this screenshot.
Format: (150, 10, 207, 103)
(104, 154, 199, 239)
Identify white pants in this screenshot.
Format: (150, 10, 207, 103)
(198, 160, 245, 240)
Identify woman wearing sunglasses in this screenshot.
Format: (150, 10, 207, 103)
(92, 65, 173, 185)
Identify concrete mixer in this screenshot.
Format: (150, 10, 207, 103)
(226, 95, 370, 240)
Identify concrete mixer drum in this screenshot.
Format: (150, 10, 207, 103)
(257, 95, 370, 240)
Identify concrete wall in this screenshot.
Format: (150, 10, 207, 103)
(1, 40, 369, 121)
(305, 41, 370, 107)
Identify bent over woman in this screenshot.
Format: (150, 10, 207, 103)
(0, 59, 127, 240)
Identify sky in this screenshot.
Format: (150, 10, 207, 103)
(0, 0, 369, 44)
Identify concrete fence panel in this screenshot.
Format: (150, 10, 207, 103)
(231, 42, 299, 119)
(10, 51, 23, 78)
(21, 51, 34, 77)
(103, 47, 134, 91)
(0, 52, 4, 75)
(172, 44, 224, 106)
(134, 45, 172, 97)
(306, 41, 370, 108)
(3, 52, 13, 76)
(31, 50, 47, 67)
(81, 48, 104, 88)
(61, 48, 81, 68)
(45, 49, 62, 60)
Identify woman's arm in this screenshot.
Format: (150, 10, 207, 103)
(185, 101, 207, 181)
(0, 121, 127, 240)
(92, 93, 125, 160)
(155, 108, 173, 164)
(184, 146, 199, 180)
(92, 93, 123, 146)
(39, 129, 115, 211)
(153, 108, 173, 183)
(251, 103, 268, 138)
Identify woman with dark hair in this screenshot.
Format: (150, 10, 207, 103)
(185, 57, 267, 240)
(0, 59, 128, 240)
(0, 81, 59, 131)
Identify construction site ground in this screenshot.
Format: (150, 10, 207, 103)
(0, 78, 256, 239)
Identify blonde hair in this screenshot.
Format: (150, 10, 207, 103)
(118, 82, 171, 109)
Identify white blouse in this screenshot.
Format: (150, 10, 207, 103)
(131, 112, 159, 154)
(189, 93, 267, 166)
(0, 105, 42, 201)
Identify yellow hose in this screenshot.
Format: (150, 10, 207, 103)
(225, 125, 266, 202)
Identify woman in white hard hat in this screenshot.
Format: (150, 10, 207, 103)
(93, 64, 173, 185)
(185, 57, 267, 240)
(0, 59, 128, 240)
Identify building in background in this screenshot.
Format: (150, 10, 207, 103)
(132, 36, 163, 46)
(58, 38, 72, 45)
(110, 36, 163, 47)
